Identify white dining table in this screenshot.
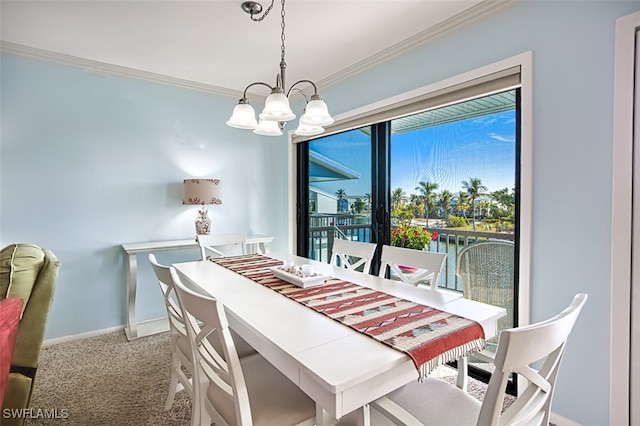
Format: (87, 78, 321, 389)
(173, 253, 506, 425)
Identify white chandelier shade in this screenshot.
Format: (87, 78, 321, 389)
(294, 117, 324, 136)
(226, 102, 258, 129)
(254, 119, 283, 136)
(259, 91, 296, 122)
(299, 97, 334, 127)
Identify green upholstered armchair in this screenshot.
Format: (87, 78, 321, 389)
(0, 244, 59, 426)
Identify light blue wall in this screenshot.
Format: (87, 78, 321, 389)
(0, 53, 289, 336)
(316, 2, 637, 424)
(2, 1, 639, 424)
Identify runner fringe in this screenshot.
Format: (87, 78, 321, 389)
(419, 337, 486, 381)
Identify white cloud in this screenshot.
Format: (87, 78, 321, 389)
(489, 133, 515, 143)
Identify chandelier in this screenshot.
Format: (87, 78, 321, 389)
(226, 0, 334, 137)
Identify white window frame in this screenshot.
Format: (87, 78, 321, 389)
(611, 10, 640, 426)
(288, 51, 533, 340)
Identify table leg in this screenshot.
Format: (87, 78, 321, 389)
(315, 405, 371, 426)
(456, 355, 469, 391)
(357, 405, 371, 426)
(124, 253, 138, 340)
(315, 406, 337, 426)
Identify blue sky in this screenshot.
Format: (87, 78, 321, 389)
(310, 110, 516, 199)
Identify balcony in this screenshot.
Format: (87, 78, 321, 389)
(308, 213, 514, 292)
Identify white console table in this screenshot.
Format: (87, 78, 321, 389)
(122, 235, 273, 340)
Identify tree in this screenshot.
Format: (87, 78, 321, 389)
(437, 190, 454, 220)
(456, 191, 470, 221)
(352, 198, 365, 214)
(461, 177, 488, 231)
(415, 181, 439, 226)
(363, 193, 372, 211)
(391, 188, 406, 212)
(491, 187, 515, 220)
(335, 188, 348, 212)
(407, 194, 422, 219)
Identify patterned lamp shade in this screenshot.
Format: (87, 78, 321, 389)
(183, 179, 221, 235)
(182, 179, 222, 206)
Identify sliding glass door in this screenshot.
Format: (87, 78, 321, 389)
(296, 88, 520, 392)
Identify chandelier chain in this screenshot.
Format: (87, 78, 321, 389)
(250, 0, 274, 21)
(280, 0, 286, 63)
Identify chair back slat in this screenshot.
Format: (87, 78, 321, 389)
(330, 239, 377, 273)
(378, 245, 447, 290)
(149, 254, 188, 339)
(148, 254, 194, 409)
(197, 233, 247, 260)
(479, 293, 588, 426)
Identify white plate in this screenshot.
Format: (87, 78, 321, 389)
(269, 267, 329, 288)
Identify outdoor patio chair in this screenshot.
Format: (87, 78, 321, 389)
(457, 240, 515, 339)
(330, 239, 377, 274)
(454, 240, 515, 390)
(370, 293, 588, 426)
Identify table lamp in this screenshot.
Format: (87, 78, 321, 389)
(182, 178, 222, 235)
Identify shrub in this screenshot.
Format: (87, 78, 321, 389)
(391, 225, 438, 250)
(446, 215, 467, 227)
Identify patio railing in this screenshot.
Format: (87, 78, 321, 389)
(308, 215, 514, 292)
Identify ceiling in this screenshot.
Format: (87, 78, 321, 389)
(0, 0, 505, 99)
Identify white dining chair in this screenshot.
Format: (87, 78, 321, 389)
(149, 254, 257, 412)
(197, 233, 247, 261)
(148, 253, 194, 411)
(369, 293, 588, 426)
(170, 268, 316, 426)
(378, 245, 447, 290)
(330, 239, 378, 274)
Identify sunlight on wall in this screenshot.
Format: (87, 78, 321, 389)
(166, 119, 222, 176)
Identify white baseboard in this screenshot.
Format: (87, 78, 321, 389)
(42, 325, 125, 347)
(550, 412, 582, 426)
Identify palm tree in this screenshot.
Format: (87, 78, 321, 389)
(409, 193, 424, 220)
(461, 177, 488, 231)
(437, 190, 454, 221)
(335, 188, 347, 212)
(415, 181, 439, 226)
(456, 191, 471, 221)
(391, 188, 406, 212)
(491, 188, 515, 220)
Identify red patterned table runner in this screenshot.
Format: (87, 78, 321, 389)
(211, 254, 485, 379)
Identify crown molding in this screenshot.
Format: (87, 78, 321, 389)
(315, 0, 514, 91)
(0, 40, 255, 101)
(1, 1, 512, 100)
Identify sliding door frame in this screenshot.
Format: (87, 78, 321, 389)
(289, 54, 533, 388)
(611, 10, 640, 426)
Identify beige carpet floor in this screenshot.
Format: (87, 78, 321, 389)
(28, 330, 192, 425)
(27, 329, 501, 425)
